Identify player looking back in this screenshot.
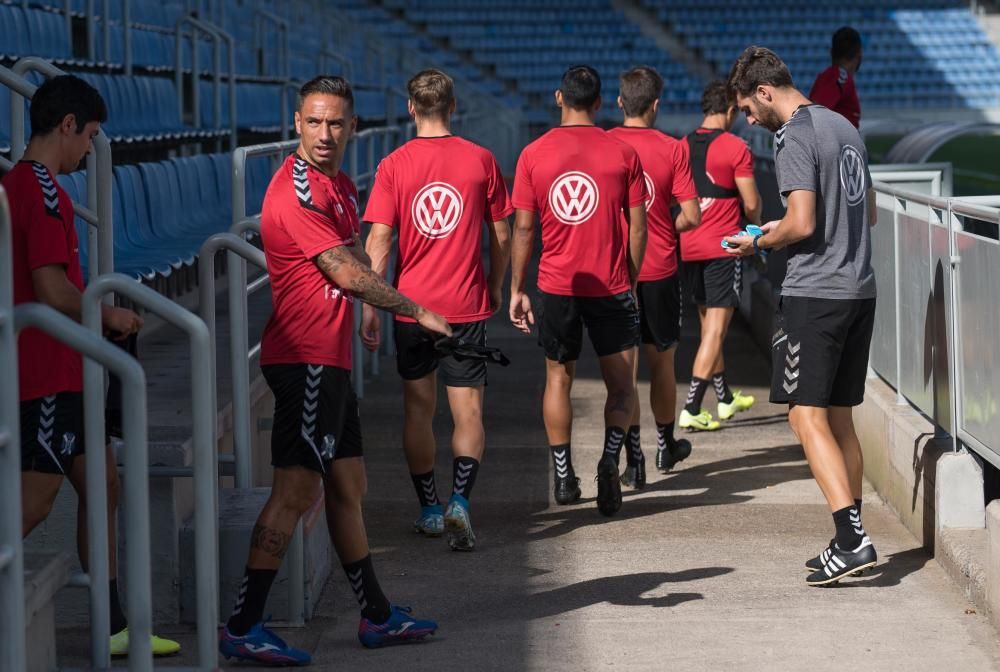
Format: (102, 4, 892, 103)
(809, 27, 863, 129)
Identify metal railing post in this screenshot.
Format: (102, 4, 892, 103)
(946, 200, 961, 453)
(198, 233, 267, 489)
(0, 188, 27, 672)
(280, 80, 301, 143)
(86, 0, 96, 62)
(123, 0, 132, 75)
(893, 196, 905, 405)
(82, 275, 219, 671)
(14, 304, 148, 669)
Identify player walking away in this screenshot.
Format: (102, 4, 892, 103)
(726, 47, 878, 585)
(509, 65, 647, 517)
(219, 76, 451, 666)
(361, 69, 512, 551)
(608, 66, 701, 486)
(809, 27, 863, 129)
(6, 75, 180, 658)
(679, 80, 761, 433)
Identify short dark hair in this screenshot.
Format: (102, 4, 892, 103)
(407, 69, 455, 120)
(618, 66, 663, 118)
(700, 79, 732, 115)
(297, 75, 354, 112)
(29, 75, 107, 139)
(831, 26, 862, 62)
(559, 65, 601, 110)
(727, 46, 795, 99)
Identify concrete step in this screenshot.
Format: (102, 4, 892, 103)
(178, 487, 331, 624)
(24, 551, 75, 672)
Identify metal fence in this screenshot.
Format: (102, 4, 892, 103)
(869, 174, 1000, 467)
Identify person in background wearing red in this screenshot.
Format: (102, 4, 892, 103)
(362, 69, 512, 552)
(509, 65, 647, 518)
(809, 26, 863, 129)
(5, 74, 179, 657)
(608, 66, 701, 487)
(679, 80, 761, 433)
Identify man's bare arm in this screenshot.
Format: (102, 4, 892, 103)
(363, 223, 394, 277)
(315, 245, 420, 318)
(674, 198, 701, 232)
(735, 175, 762, 226)
(487, 217, 512, 293)
(625, 203, 647, 285)
(510, 209, 535, 295)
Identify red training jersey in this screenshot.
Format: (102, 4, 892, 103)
(680, 130, 754, 262)
(511, 126, 646, 297)
(5, 161, 85, 401)
(607, 127, 698, 282)
(809, 65, 861, 129)
(260, 154, 360, 370)
(362, 136, 513, 323)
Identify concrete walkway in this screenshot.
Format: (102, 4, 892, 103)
(254, 306, 999, 670)
(57, 296, 1000, 670)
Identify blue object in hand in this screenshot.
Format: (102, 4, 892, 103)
(721, 225, 768, 257)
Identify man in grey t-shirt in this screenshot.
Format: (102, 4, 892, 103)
(724, 46, 878, 587)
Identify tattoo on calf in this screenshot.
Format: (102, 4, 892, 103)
(250, 523, 291, 559)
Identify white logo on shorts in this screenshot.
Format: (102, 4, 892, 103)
(548, 171, 599, 225)
(840, 145, 866, 207)
(411, 182, 463, 239)
(643, 171, 655, 209)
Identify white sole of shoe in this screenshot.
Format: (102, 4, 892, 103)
(806, 561, 877, 586)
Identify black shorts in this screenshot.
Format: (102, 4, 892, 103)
(262, 364, 363, 474)
(683, 257, 743, 308)
(395, 320, 487, 387)
(769, 296, 876, 408)
(538, 290, 640, 363)
(20, 392, 86, 474)
(637, 275, 681, 352)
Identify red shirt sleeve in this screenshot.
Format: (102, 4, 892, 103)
(733, 139, 754, 179)
(671, 142, 698, 203)
(24, 193, 72, 271)
(809, 68, 842, 112)
(282, 198, 349, 259)
(624, 146, 647, 208)
(361, 157, 398, 228)
(485, 153, 514, 222)
(511, 148, 536, 211)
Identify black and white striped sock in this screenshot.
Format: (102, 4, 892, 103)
(684, 377, 709, 415)
(712, 372, 734, 404)
(603, 426, 626, 466)
(656, 421, 675, 451)
(626, 425, 643, 466)
(833, 505, 866, 551)
(452, 456, 480, 500)
(226, 567, 277, 636)
(343, 555, 391, 624)
(411, 470, 440, 507)
(550, 443, 574, 480)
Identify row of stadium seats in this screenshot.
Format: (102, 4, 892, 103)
(56, 153, 274, 278)
(0, 5, 73, 62)
(645, 0, 1000, 110)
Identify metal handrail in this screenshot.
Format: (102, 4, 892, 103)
(15, 303, 149, 669)
(0, 187, 26, 672)
(4, 60, 115, 282)
(319, 48, 354, 81)
(870, 176, 1000, 469)
(176, 15, 238, 149)
(82, 275, 219, 671)
(254, 10, 289, 79)
(198, 233, 267, 489)
(279, 79, 302, 142)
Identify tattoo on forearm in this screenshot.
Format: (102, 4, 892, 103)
(317, 247, 420, 318)
(250, 523, 291, 559)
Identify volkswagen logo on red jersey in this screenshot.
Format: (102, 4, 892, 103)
(411, 182, 464, 239)
(839, 145, 866, 207)
(548, 171, 599, 225)
(643, 171, 655, 209)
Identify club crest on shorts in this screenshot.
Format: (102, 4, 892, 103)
(411, 182, 463, 239)
(643, 171, 655, 209)
(548, 171, 599, 225)
(839, 145, 866, 207)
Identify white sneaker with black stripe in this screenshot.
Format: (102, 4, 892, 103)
(806, 536, 877, 586)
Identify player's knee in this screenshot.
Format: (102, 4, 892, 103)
(22, 496, 56, 535)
